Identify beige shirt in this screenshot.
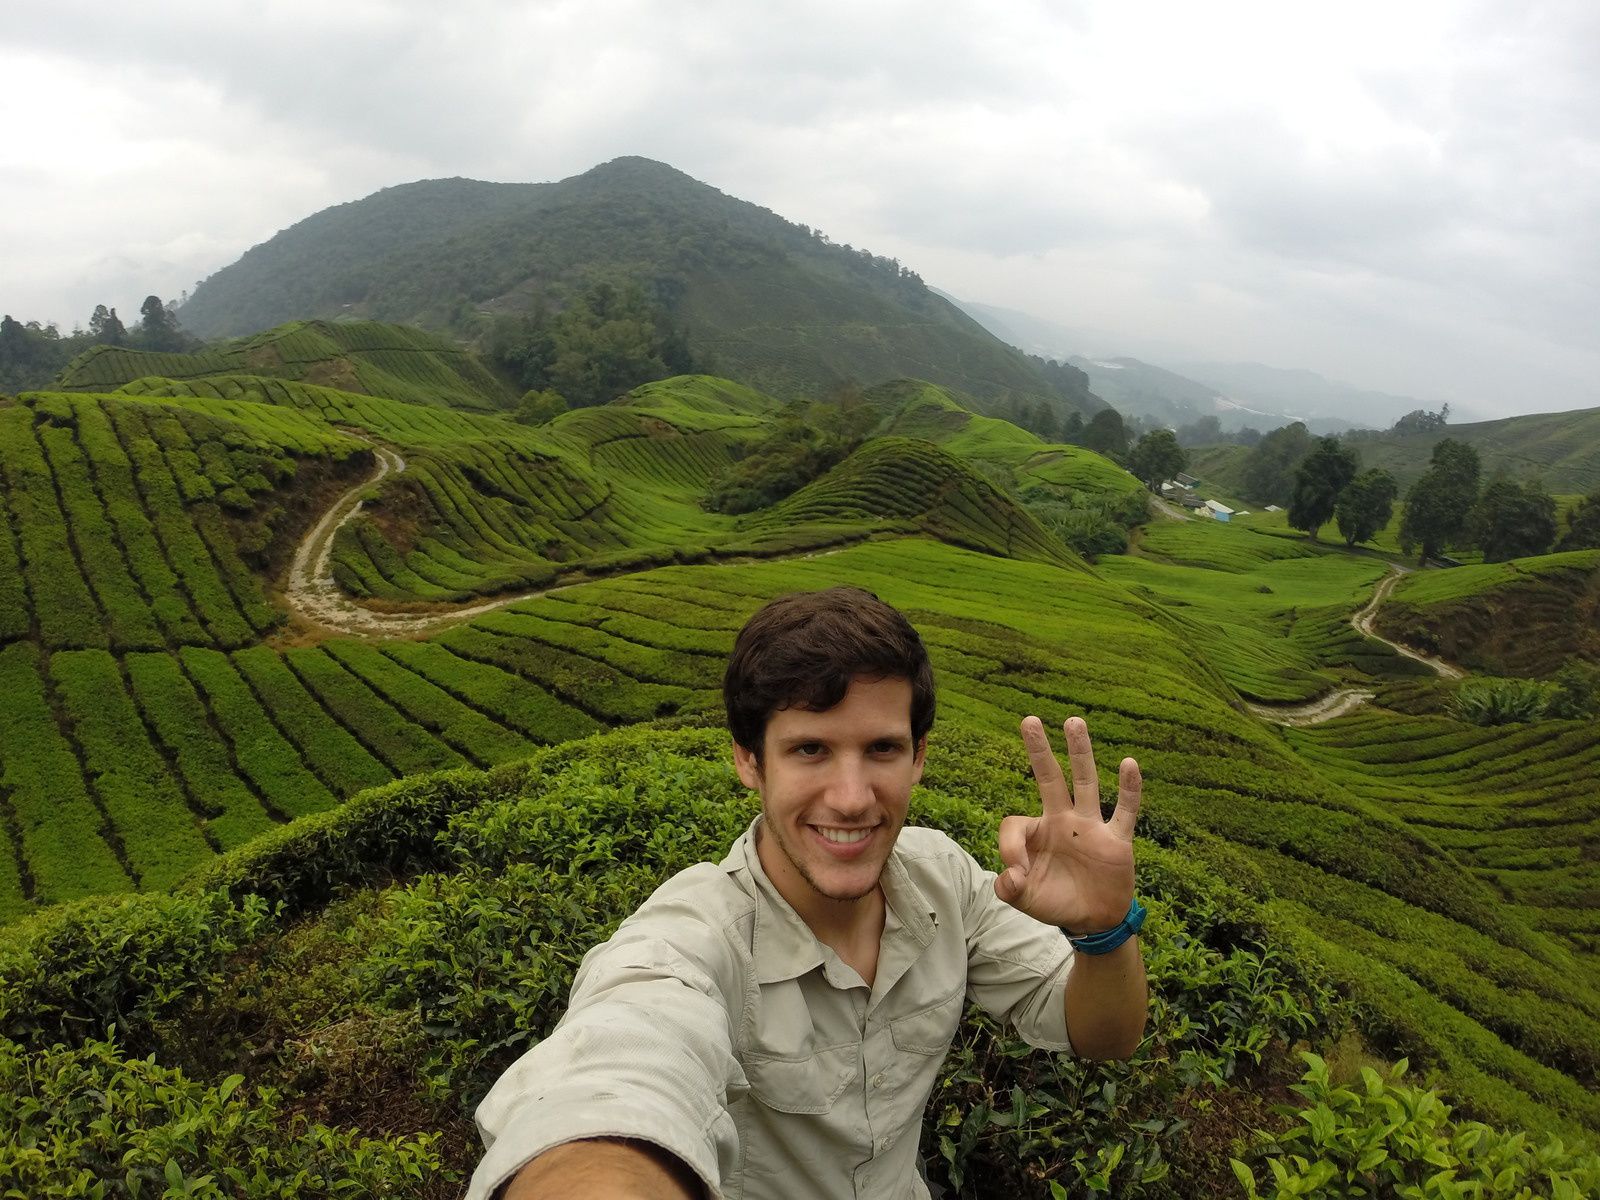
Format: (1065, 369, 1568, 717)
(468, 819, 1075, 1200)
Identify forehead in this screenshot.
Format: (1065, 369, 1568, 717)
(764, 676, 915, 742)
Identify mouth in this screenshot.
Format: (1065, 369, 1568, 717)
(810, 824, 877, 858)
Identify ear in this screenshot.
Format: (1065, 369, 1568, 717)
(732, 739, 763, 791)
(911, 736, 927, 785)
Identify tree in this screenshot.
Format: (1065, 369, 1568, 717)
(1062, 411, 1085, 442)
(1557, 488, 1600, 552)
(1286, 437, 1358, 539)
(1398, 438, 1481, 563)
(1467, 474, 1557, 562)
(1241, 421, 1311, 505)
(1127, 429, 1188, 491)
(1080, 408, 1129, 459)
(88, 304, 127, 345)
(135, 294, 186, 351)
(1334, 469, 1398, 546)
(516, 388, 568, 426)
(1392, 404, 1449, 435)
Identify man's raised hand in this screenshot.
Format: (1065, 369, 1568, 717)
(994, 715, 1140, 935)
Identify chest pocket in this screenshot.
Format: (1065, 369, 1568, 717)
(889, 987, 965, 1056)
(743, 1042, 859, 1114)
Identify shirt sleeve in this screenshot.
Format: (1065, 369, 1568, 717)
(465, 910, 746, 1200)
(956, 844, 1076, 1053)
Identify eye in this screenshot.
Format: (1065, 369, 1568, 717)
(870, 740, 905, 756)
(793, 742, 825, 758)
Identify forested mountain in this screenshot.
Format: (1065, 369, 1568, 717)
(180, 158, 1101, 419)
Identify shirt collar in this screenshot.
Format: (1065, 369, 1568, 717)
(721, 816, 938, 986)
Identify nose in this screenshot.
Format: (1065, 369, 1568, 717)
(827, 755, 876, 816)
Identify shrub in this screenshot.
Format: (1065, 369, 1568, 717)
(1231, 1053, 1600, 1199)
(0, 1033, 444, 1198)
(1546, 661, 1600, 720)
(0, 891, 270, 1053)
(1450, 678, 1552, 726)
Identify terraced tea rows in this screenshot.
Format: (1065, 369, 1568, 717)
(57, 319, 514, 412)
(1286, 709, 1600, 948)
(0, 627, 605, 918)
(0, 393, 363, 651)
(1376, 549, 1600, 675)
(2, 368, 1596, 1152)
(1101, 518, 1406, 703)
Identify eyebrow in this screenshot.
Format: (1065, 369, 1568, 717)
(774, 731, 911, 749)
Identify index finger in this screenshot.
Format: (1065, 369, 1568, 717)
(1019, 715, 1071, 815)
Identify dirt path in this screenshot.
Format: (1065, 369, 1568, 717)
(1149, 494, 1191, 521)
(282, 437, 552, 638)
(280, 443, 855, 639)
(1246, 566, 1466, 726)
(1352, 568, 1466, 680)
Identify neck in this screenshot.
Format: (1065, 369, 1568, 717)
(755, 822, 887, 944)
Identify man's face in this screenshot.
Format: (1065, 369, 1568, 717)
(734, 675, 926, 912)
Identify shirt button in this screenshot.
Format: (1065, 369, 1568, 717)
(871, 1072, 886, 1088)
(878, 1136, 893, 1153)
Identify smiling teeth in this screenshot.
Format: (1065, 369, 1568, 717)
(818, 827, 870, 844)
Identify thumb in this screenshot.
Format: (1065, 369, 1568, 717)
(994, 865, 1029, 906)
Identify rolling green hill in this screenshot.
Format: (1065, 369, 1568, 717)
(1188, 405, 1600, 502)
(178, 158, 1101, 419)
(1374, 550, 1600, 676)
(55, 319, 515, 413)
(0, 364, 1596, 1194)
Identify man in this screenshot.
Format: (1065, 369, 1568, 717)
(468, 586, 1147, 1199)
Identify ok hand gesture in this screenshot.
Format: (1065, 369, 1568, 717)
(994, 716, 1140, 935)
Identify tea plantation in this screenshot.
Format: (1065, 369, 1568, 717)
(0, 344, 1595, 1196)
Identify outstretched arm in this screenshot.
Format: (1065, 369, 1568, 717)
(500, 1138, 703, 1200)
(995, 715, 1148, 1059)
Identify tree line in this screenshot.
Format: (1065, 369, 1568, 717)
(1269, 429, 1596, 561)
(1, 296, 196, 394)
(481, 280, 693, 413)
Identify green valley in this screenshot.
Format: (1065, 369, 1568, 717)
(1, 332, 1595, 1196)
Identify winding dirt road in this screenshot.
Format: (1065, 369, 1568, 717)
(281, 439, 853, 639)
(283, 439, 557, 638)
(283, 450, 1469, 719)
(1245, 566, 1466, 726)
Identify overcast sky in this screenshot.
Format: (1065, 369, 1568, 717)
(5, 0, 1596, 418)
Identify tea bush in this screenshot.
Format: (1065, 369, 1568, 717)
(0, 1033, 443, 1199)
(1232, 1053, 1600, 1199)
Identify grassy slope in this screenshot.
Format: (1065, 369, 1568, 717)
(55, 320, 515, 413)
(1186, 405, 1600, 504)
(1375, 549, 1600, 676)
(0, 368, 1596, 1155)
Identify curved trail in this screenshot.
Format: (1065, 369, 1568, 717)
(1245, 566, 1465, 727)
(1352, 569, 1466, 680)
(281, 438, 846, 639)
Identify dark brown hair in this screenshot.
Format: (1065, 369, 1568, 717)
(724, 586, 936, 759)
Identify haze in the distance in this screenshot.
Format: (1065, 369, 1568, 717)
(4, 0, 1596, 420)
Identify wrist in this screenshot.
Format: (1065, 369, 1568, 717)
(1061, 897, 1145, 955)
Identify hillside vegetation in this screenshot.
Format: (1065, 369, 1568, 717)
(1189, 405, 1600, 500)
(1375, 549, 1600, 676)
(178, 158, 1100, 420)
(0, 339, 1596, 1195)
(55, 319, 515, 413)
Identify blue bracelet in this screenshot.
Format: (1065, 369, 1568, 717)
(1063, 898, 1146, 955)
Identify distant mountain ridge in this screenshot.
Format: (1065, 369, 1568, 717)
(944, 292, 1423, 433)
(181, 158, 1100, 419)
